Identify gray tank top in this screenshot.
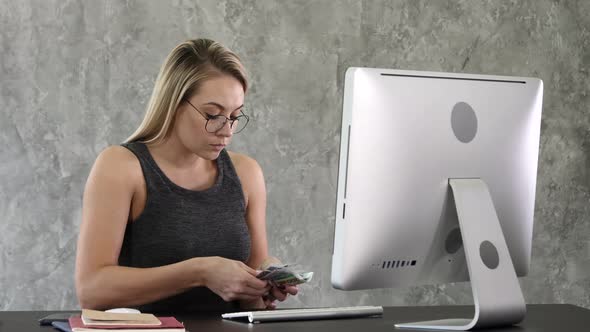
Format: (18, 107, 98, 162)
(118, 142, 251, 313)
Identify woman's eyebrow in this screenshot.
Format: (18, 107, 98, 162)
(202, 102, 244, 111)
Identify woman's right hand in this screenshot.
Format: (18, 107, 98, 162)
(201, 257, 270, 302)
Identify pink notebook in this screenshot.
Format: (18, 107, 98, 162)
(68, 317, 185, 332)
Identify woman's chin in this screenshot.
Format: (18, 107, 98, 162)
(194, 149, 222, 160)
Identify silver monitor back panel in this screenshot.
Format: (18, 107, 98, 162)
(331, 68, 543, 290)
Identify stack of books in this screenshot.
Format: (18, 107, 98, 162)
(64, 309, 185, 332)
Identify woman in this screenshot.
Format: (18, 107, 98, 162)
(75, 39, 297, 312)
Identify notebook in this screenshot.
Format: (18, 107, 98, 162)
(81, 309, 161, 326)
(68, 317, 185, 332)
(52, 321, 73, 332)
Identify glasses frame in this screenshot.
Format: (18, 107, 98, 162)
(184, 99, 250, 134)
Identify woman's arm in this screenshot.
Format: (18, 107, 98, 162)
(230, 153, 269, 269)
(229, 152, 270, 309)
(230, 153, 297, 309)
(75, 147, 267, 309)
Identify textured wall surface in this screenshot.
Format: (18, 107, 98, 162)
(1, 0, 589, 310)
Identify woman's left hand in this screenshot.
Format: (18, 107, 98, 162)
(262, 284, 298, 309)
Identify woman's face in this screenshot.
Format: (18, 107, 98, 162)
(175, 73, 245, 160)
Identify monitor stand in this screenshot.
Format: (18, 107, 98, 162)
(395, 178, 526, 330)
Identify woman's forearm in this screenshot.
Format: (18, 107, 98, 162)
(76, 257, 209, 310)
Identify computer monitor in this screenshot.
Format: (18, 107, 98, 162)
(331, 67, 543, 330)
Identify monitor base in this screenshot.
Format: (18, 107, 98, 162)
(395, 178, 526, 330)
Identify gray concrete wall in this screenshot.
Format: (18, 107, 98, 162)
(1, 0, 589, 310)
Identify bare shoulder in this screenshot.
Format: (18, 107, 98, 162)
(226, 150, 263, 176)
(90, 145, 142, 185)
(226, 151, 265, 202)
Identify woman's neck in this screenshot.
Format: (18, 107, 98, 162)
(147, 134, 211, 171)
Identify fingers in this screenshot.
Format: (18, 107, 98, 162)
(234, 294, 261, 302)
(240, 262, 259, 276)
(229, 278, 269, 299)
(268, 284, 298, 302)
(239, 262, 269, 290)
(260, 256, 282, 270)
(226, 285, 268, 301)
(271, 286, 287, 302)
(284, 285, 298, 295)
(245, 284, 272, 297)
(245, 276, 270, 291)
(257, 284, 299, 306)
(262, 294, 277, 309)
(276, 285, 298, 295)
(220, 289, 261, 302)
(265, 300, 277, 310)
(231, 261, 300, 304)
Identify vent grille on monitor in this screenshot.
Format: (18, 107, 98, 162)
(381, 260, 417, 269)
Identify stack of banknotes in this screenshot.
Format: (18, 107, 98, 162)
(256, 263, 314, 287)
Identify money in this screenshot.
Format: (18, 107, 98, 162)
(256, 263, 314, 287)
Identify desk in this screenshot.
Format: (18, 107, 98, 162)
(1, 305, 589, 332)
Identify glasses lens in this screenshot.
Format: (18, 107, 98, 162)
(205, 115, 249, 133)
(206, 116, 226, 132)
(232, 116, 248, 134)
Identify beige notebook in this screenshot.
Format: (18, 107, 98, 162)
(81, 309, 161, 326)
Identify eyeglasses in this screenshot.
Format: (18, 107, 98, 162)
(185, 99, 249, 134)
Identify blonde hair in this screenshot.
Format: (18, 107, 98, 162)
(125, 39, 248, 144)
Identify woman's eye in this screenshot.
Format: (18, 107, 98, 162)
(206, 114, 216, 120)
